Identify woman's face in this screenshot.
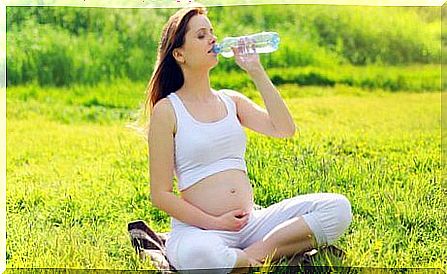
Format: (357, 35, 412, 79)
(174, 14, 218, 70)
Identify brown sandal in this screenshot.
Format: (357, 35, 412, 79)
(128, 220, 176, 271)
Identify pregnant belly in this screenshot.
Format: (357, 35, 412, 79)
(180, 169, 254, 217)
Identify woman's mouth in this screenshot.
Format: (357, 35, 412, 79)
(208, 45, 217, 54)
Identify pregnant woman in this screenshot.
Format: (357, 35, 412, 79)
(146, 5, 352, 273)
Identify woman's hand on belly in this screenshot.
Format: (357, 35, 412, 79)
(207, 208, 250, 232)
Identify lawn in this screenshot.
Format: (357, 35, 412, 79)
(6, 81, 445, 270)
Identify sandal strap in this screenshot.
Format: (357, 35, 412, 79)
(129, 229, 167, 257)
(128, 220, 164, 247)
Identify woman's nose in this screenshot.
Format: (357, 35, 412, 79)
(210, 35, 217, 44)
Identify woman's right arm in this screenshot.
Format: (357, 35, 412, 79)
(148, 98, 219, 230)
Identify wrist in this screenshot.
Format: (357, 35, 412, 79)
(247, 66, 265, 78)
(202, 214, 220, 230)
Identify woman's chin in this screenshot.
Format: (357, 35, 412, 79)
(209, 59, 219, 69)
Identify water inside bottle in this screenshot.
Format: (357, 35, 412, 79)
(219, 44, 277, 58)
(212, 32, 280, 58)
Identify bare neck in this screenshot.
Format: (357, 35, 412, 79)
(177, 69, 215, 102)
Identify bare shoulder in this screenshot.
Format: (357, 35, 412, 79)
(151, 97, 176, 133)
(220, 89, 246, 104)
(153, 97, 173, 113)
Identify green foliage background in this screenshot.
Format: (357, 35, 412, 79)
(7, 5, 441, 88)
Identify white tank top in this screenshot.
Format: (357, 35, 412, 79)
(167, 90, 247, 191)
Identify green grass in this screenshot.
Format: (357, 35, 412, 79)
(6, 79, 445, 271)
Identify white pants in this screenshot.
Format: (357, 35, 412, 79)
(165, 193, 352, 273)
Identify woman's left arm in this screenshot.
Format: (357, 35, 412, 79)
(247, 67, 296, 137)
(228, 42, 296, 138)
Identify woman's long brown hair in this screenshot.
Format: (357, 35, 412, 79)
(144, 5, 208, 119)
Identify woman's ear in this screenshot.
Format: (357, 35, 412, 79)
(172, 48, 185, 64)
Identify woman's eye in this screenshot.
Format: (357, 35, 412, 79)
(198, 36, 205, 39)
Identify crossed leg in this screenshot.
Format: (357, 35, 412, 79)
(231, 216, 316, 270)
(233, 193, 352, 267)
(244, 216, 316, 263)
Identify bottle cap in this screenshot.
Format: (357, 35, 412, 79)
(212, 44, 221, 54)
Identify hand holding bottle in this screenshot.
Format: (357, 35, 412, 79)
(231, 37, 264, 74)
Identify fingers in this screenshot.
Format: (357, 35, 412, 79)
(236, 220, 248, 230)
(235, 212, 248, 219)
(245, 37, 256, 54)
(231, 37, 256, 56)
(235, 214, 249, 221)
(227, 209, 250, 231)
(231, 46, 242, 57)
(230, 39, 243, 56)
(236, 214, 249, 226)
(232, 209, 245, 216)
(239, 37, 250, 55)
(241, 37, 256, 55)
(238, 37, 245, 55)
(231, 45, 238, 56)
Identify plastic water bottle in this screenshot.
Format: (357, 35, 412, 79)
(211, 31, 280, 58)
